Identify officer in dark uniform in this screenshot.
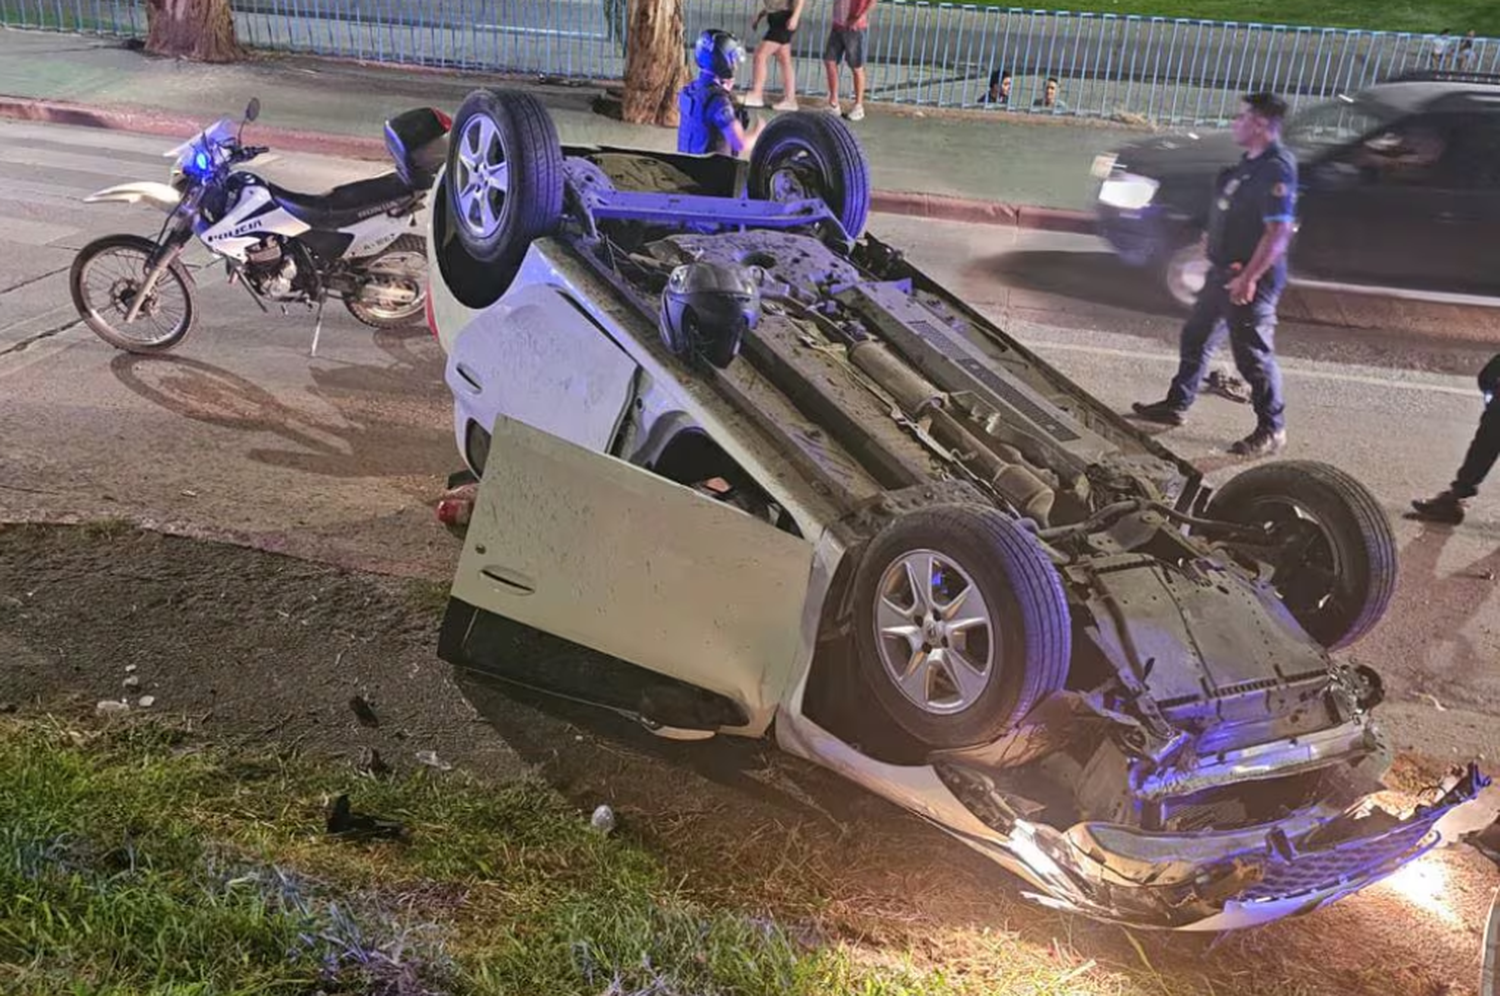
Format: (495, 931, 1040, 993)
(1132, 92, 1298, 457)
(678, 30, 764, 158)
(1410, 353, 1500, 524)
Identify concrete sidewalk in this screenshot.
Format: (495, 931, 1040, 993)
(0, 26, 1142, 222)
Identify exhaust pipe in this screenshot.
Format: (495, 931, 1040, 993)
(848, 341, 1055, 524)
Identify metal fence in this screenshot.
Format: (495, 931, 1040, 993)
(2, 0, 1497, 126)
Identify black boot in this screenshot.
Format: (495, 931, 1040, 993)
(1410, 490, 1468, 525)
(1229, 426, 1287, 457)
(1130, 399, 1187, 426)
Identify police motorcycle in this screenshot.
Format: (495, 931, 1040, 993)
(69, 98, 450, 355)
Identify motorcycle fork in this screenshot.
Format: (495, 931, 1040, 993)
(122, 228, 192, 325)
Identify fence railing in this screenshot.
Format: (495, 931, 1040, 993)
(2, 0, 1496, 126)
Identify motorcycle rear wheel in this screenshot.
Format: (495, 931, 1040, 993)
(70, 234, 196, 354)
(344, 235, 429, 330)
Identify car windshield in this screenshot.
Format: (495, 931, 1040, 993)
(1283, 100, 1394, 156)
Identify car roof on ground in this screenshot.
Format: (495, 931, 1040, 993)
(1355, 74, 1500, 117)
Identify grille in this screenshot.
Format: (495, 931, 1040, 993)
(1239, 820, 1437, 902)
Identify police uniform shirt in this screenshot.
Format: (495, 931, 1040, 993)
(1204, 142, 1298, 275)
(678, 72, 737, 156)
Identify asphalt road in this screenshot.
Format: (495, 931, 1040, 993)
(2, 116, 1499, 987)
(3, 114, 1497, 741)
(0, 117, 460, 577)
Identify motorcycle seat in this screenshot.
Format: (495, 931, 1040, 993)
(268, 172, 416, 229)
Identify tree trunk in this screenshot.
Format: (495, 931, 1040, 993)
(145, 0, 243, 63)
(621, 0, 688, 128)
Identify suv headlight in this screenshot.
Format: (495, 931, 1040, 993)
(1099, 172, 1159, 211)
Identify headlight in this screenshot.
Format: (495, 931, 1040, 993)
(1098, 173, 1159, 211)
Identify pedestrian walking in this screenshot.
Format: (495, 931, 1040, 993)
(677, 30, 764, 158)
(823, 0, 876, 121)
(1410, 354, 1500, 525)
(743, 0, 805, 111)
(1130, 92, 1297, 457)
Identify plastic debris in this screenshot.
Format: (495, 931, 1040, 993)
(415, 750, 453, 772)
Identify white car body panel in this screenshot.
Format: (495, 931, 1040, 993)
(451, 416, 818, 734)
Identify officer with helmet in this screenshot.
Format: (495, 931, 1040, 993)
(679, 29, 765, 157)
(1410, 354, 1500, 525)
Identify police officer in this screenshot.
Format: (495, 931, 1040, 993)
(1132, 92, 1298, 457)
(678, 30, 764, 158)
(1410, 353, 1500, 525)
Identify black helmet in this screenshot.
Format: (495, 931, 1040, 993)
(695, 29, 745, 80)
(658, 261, 762, 370)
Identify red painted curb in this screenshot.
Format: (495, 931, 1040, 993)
(0, 95, 1097, 234)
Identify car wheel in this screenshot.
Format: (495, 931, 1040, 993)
(850, 505, 1071, 750)
(1207, 460, 1397, 650)
(1160, 239, 1209, 312)
(748, 111, 871, 243)
(441, 88, 564, 309)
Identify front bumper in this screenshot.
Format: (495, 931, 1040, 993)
(1095, 202, 1174, 267)
(777, 707, 1490, 930)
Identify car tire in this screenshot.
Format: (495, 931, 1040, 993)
(748, 111, 871, 243)
(1158, 238, 1209, 313)
(1207, 460, 1397, 651)
(441, 88, 564, 309)
(850, 505, 1071, 750)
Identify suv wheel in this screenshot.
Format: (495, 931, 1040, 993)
(1160, 239, 1209, 312)
(850, 505, 1071, 750)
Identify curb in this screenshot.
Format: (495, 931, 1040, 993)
(0, 94, 1097, 235)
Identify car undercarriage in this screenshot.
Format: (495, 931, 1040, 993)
(428, 90, 1488, 930)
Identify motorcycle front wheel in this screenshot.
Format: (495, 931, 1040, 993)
(70, 234, 196, 354)
(343, 235, 429, 330)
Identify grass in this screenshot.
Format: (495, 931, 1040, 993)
(955, 0, 1498, 36)
(0, 716, 960, 996)
(79, 517, 134, 540)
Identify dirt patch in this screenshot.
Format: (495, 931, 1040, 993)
(1, 522, 1495, 996)
(0, 523, 520, 782)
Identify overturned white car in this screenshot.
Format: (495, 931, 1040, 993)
(424, 88, 1486, 931)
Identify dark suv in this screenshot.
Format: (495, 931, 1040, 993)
(1095, 72, 1500, 310)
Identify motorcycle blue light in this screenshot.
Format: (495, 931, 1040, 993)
(194, 150, 211, 173)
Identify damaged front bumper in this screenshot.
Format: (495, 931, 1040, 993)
(777, 709, 1490, 930)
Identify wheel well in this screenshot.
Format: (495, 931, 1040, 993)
(464, 419, 491, 476)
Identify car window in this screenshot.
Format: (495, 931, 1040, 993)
(1439, 115, 1500, 189)
(1347, 118, 1454, 187)
(1283, 100, 1392, 156)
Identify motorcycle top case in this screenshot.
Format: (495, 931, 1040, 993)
(384, 107, 450, 190)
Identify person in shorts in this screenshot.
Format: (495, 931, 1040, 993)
(743, 0, 805, 111)
(823, 0, 876, 121)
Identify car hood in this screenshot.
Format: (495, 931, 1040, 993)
(1111, 131, 1242, 176)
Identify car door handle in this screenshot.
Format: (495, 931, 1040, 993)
(480, 566, 536, 596)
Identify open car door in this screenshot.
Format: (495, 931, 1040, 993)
(440, 415, 818, 736)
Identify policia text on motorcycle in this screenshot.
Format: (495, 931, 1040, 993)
(1132, 92, 1297, 459)
(678, 30, 765, 158)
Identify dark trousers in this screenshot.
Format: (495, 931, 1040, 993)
(1452, 396, 1500, 498)
(1166, 266, 1287, 433)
